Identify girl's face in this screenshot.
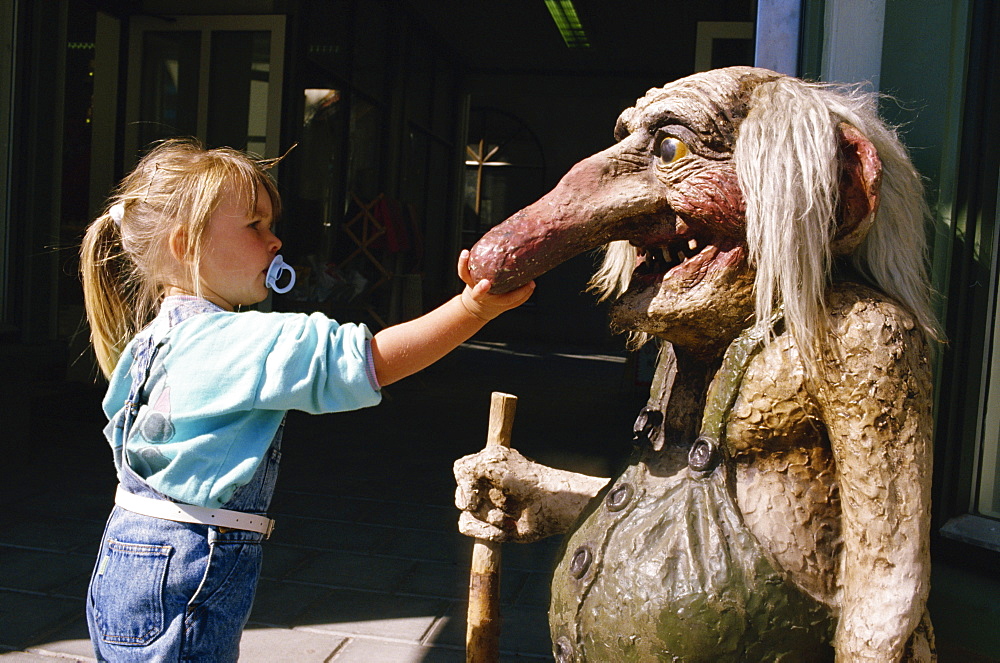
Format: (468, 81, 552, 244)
(197, 183, 281, 310)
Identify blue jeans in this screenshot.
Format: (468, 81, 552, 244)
(85, 426, 282, 662)
(85, 511, 263, 662)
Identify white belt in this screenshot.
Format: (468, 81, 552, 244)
(114, 486, 275, 538)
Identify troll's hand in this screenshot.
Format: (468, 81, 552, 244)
(454, 445, 609, 543)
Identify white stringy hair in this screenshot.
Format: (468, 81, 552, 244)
(591, 76, 940, 371)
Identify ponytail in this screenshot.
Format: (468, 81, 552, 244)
(80, 208, 137, 377)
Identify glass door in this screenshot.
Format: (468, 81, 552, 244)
(124, 15, 285, 163)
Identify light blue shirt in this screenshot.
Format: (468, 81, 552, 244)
(103, 297, 382, 508)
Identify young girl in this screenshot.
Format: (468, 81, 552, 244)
(80, 138, 534, 661)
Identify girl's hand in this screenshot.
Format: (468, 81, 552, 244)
(458, 250, 535, 321)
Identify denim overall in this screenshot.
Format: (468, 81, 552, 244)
(86, 298, 284, 662)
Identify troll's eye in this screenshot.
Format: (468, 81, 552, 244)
(658, 137, 689, 164)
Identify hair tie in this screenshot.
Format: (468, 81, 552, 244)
(109, 202, 125, 226)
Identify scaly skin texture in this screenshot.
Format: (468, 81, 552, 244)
(454, 67, 935, 662)
(727, 283, 934, 659)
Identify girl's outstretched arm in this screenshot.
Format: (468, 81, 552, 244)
(370, 250, 535, 386)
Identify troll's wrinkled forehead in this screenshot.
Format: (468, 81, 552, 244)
(613, 66, 780, 157)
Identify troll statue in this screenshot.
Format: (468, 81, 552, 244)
(454, 67, 939, 661)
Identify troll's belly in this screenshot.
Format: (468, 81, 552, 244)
(548, 459, 835, 663)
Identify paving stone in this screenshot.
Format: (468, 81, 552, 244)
(0, 591, 81, 650)
(328, 637, 464, 662)
(397, 558, 530, 605)
(498, 538, 562, 572)
(0, 652, 65, 661)
(429, 601, 551, 658)
(0, 548, 93, 595)
(5, 490, 110, 524)
(274, 516, 387, 554)
(21, 616, 93, 660)
(293, 589, 448, 641)
(394, 560, 468, 600)
(239, 626, 345, 662)
(511, 571, 552, 609)
(259, 543, 318, 581)
(268, 491, 373, 523)
(371, 527, 470, 564)
(360, 499, 458, 532)
(47, 572, 91, 603)
(494, 604, 553, 658)
(292, 549, 416, 592)
(0, 516, 104, 555)
(249, 579, 337, 628)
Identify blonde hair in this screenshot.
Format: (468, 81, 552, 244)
(590, 74, 940, 372)
(80, 138, 282, 377)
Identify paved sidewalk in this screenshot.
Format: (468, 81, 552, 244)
(0, 340, 641, 661)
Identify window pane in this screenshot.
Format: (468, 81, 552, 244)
(346, 96, 382, 202)
(979, 431, 1000, 518)
(139, 31, 201, 149)
(462, 109, 545, 246)
(977, 208, 1000, 521)
(207, 30, 271, 153)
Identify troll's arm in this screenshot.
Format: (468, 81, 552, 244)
(817, 298, 933, 661)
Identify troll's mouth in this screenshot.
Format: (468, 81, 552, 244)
(631, 232, 716, 283)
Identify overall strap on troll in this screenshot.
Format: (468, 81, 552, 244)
(689, 309, 785, 473)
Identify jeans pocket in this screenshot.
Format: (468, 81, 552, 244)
(91, 539, 173, 646)
(187, 540, 262, 623)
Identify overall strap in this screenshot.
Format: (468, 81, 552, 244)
(689, 310, 784, 472)
(120, 335, 158, 446)
(121, 298, 223, 437)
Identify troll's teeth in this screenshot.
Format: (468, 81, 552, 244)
(688, 238, 699, 252)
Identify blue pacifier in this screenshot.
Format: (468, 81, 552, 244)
(265, 254, 296, 294)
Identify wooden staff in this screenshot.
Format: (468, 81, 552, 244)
(466, 391, 517, 663)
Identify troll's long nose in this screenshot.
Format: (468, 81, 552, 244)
(468, 137, 665, 294)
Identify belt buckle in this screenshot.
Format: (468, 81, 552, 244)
(264, 518, 275, 540)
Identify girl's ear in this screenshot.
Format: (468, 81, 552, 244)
(168, 224, 191, 263)
(831, 122, 882, 256)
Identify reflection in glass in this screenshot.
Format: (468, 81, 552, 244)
(208, 30, 271, 153)
(139, 31, 200, 149)
(298, 88, 345, 261)
(980, 426, 1000, 518)
(462, 108, 545, 247)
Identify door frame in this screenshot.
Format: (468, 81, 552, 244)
(122, 14, 285, 166)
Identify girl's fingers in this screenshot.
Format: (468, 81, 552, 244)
(457, 247, 534, 315)
(495, 281, 533, 301)
(512, 281, 536, 306)
(458, 250, 473, 286)
(472, 278, 491, 297)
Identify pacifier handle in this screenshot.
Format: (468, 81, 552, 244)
(265, 255, 296, 294)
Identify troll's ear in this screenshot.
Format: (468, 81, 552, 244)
(832, 122, 882, 256)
